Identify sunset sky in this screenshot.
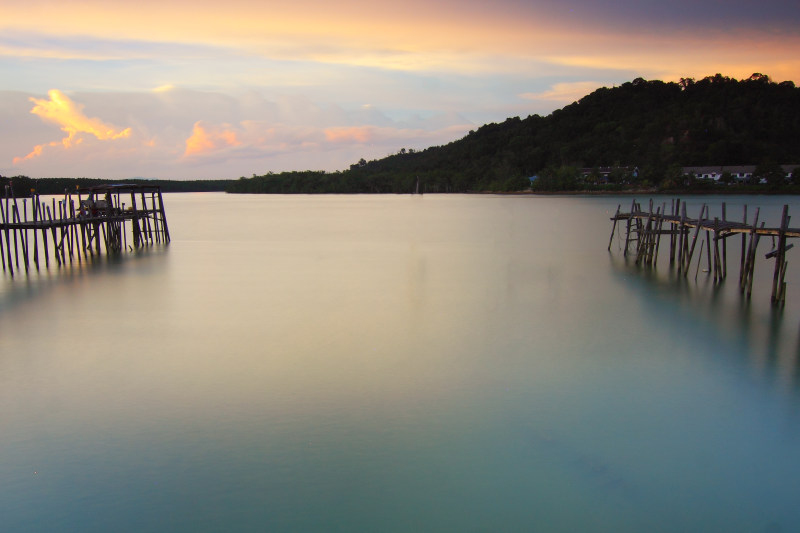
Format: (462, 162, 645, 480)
(2, 0, 799, 180)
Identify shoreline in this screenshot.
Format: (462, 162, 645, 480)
(491, 188, 800, 196)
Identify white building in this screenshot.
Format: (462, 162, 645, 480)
(682, 165, 796, 183)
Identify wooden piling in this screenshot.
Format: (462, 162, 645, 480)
(704, 213, 711, 275)
(714, 227, 721, 282)
(721, 203, 728, 278)
(623, 199, 634, 256)
(0, 191, 9, 274)
(32, 196, 39, 269)
(157, 188, 170, 242)
(747, 224, 764, 299)
(741, 208, 759, 290)
(130, 191, 141, 247)
(683, 204, 706, 277)
(677, 203, 687, 272)
(770, 205, 789, 303)
(12, 196, 20, 270)
(609, 199, 796, 306)
(42, 202, 50, 268)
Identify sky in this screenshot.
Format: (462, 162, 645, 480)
(1, 0, 799, 180)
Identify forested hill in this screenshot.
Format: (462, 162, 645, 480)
(229, 73, 800, 193)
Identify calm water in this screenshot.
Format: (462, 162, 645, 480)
(1, 193, 799, 532)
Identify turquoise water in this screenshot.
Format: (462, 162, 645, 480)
(1, 193, 799, 532)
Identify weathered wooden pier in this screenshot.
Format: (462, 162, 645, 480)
(609, 198, 797, 306)
(1, 183, 170, 276)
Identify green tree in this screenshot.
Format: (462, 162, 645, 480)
(754, 161, 786, 188)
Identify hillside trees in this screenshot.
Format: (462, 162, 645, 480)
(229, 73, 800, 193)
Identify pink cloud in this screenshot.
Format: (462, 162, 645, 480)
(324, 126, 375, 144)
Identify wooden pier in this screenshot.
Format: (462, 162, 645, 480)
(609, 198, 796, 306)
(1, 183, 170, 276)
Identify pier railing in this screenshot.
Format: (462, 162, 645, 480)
(609, 198, 796, 305)
(1, 183, 170, 276)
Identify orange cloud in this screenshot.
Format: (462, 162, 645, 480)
(13, 89, 132, 164)
(4, 2, 800, 81)
(13, 144, 46, 165)
(30, 89, 131, 147)
(184, 121, 241, 156)
(324, 126, 374, 144)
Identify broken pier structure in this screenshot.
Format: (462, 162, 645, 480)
(609, 198, 796, 306)
(1, 183, 170, 276)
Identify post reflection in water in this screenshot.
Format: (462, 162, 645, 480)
(608, 241, 800, 398)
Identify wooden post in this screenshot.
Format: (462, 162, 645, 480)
(739, 205, 748, 286)
(669, 198, 679, 265)
(100, 220, 108, 254)
(636, 203, 654, 265)
(713, 217, 722, 283)
(0, 188, 9, 274)
(140, 190, 152, 243)
(66, 196, 75, 263)
(21, 199, 30, 272)
(695, 242, 705, 281)
(104, 191, 112, 253)
(47, 205, 60, 267)
(770, 205, 789, 303)
(704, 208, 712, 274)
(721, 202, 727, 278)
(683, 204, 705, 277)
(32, 195, 39, 269)
(94, 219, 101, 254)
(0, 198, 5, 272)
(747, 224, 764, 299)
(677, 202, 687, 273)
(130, 190, 141, 247)
(59, 200, 67, 265)
(157, 188, 170, 242)
(12, 196, 21, 270)
(77, 192, 88, 259)
(623, 198, 635, 256)
(150, 191, 160, 244)
(653, 203, 666, 265)
(668, 198, 675, 264)
(41, 198, 50, 268)
(741, 207, 759, 289)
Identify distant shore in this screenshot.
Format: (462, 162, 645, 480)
(493, 187, 800, 196)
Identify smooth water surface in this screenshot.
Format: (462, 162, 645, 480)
(2, 193, 799, 532)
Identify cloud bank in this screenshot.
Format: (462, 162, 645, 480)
(2, 88, 473, 179)
(13, 90, 131, 164)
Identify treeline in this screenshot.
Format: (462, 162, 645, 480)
(230, 73, 800, 194)
(0, 176, 230, 197)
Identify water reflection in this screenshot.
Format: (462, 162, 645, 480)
(608, 252, 800, 397)
(4, 193, 800, 532)
(0, 246, 169, 316)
